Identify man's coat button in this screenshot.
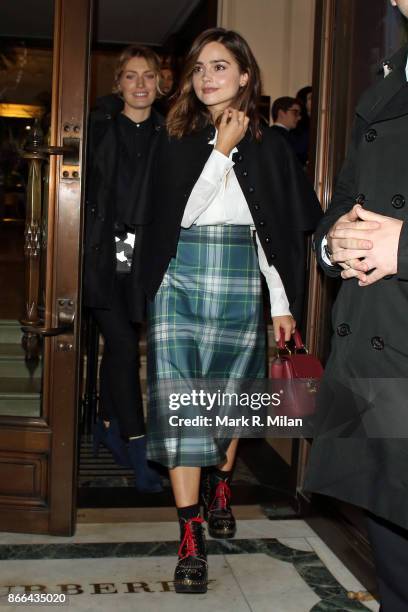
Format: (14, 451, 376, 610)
(337, 323, 351, 337)
(365, 129, 377, 143)
(371, 336, 384, 350)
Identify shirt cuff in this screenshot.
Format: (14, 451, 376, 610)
(200, 149, 234, 185)
(255, 233, 291, 317)
(397, 221, 408, 280)
(321, 236, 334, 266)
(269, 290, 291, 317)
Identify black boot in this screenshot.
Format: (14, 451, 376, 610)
(202, 470, 236, 539)
(174, 517, 208, 594)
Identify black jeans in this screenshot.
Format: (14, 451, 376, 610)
(92, 273, 145, 439)
(366, 511, 408, 611)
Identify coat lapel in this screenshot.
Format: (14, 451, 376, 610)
(356, 45, 408, 123)
(134, 119, 163, 224)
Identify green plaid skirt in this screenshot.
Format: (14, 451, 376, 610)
(146, 225, 266, 467)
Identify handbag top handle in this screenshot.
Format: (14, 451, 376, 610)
(277, 328, 308, 354)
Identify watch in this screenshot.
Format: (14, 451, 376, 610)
(324, 243, 333, 260)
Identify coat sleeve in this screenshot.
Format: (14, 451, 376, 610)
(281, 136, 323, 232)
(314, 116, 364, 278)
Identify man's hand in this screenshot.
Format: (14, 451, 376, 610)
(327, 204, 380, 273)
(214, 108, 249, 157)
(273, 315, 296, 342)
(334, 206, 403, 286)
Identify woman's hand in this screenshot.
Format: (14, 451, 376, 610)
(214, 108, 249, 157)
(272, 315, 296, 343)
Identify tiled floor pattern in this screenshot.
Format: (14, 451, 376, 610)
(0, 520, 379, 612)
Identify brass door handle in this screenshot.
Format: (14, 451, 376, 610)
(21, 299, 75, 337)
(21, 323, 73, 337)
(38, 145, 72, 155)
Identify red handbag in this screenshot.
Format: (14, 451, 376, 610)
(269, 329, 323, 417)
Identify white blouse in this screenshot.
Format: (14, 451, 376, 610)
(181, 136, 291, 317)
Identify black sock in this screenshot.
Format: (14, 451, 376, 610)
(177, 503, 200, 522)
(212, 467, 232, 485)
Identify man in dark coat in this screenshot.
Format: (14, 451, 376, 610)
(270, 96, 302, 154)
(305, 3, 408, 608)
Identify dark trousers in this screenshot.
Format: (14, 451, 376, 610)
(92, 273, 145, 439)
(366, 512, 408, 611)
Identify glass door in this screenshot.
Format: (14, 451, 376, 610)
(0, 0, 91, 535)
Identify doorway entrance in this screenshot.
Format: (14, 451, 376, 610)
(76, 0, 300, 518)
(0, 0, 91, 535)
(0, 0, 315, 535)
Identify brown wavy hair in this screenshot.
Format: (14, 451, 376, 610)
(167, 28, 262, 140)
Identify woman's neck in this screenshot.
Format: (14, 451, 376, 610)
(122, 105, 151, 124)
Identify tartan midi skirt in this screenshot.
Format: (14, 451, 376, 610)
(146, 225, 266, 468)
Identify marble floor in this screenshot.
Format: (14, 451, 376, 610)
(0, 518, 379, 612)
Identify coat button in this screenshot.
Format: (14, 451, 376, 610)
(391, 194, 405, 209)
(90, 206, 96, 214)
(92, 244, 100, 251)
(265, 236, 271, 243)
(337, 323, 351, 337)
(270, 253, 276, 259)
(259, 220, 266, 227)
(249, 186, 255, 193)
(242, 170, 248, 177)
(355, 193, 366, 204)
(365, 129, 377, 142)
(371, 336, 384, 350)
(237, 154, 243, 162)
(254, 203, 261, 211)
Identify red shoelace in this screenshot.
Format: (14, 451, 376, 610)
(178, 516, 205, 559)
(209, 480, 231, 512)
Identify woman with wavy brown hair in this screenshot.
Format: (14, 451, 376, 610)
(140, 28, 321, 593)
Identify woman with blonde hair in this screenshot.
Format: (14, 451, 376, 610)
(140, 28, 321, 592)
(84, 44, 164, 492)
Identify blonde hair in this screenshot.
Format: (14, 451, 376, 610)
(112, 44, 163, 96)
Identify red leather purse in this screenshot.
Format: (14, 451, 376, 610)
(269, 329, 323, 417)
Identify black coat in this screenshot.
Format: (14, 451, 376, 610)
(305, 45, 408, 530)
(139, 124, 322, 322)
(83, 95, 164, 321)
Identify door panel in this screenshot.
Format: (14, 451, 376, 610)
(0, 0, 90, 535)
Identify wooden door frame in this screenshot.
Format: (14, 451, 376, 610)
(297, 0, 355, 496)
(47, 0, 91, 535)
(0, 0, 91, 535)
